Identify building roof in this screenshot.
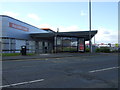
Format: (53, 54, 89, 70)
(57, 30, 97, 41)
(40, 28, 55, 33)
(0, 15, 48, 32)
(40, 28, 51, 30)
(30, 30, 98, 41)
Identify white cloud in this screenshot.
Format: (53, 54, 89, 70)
(95, 27, 118, 44)
(37, 24, 57, 31)
(27, 14, 41, 21)
(58, 25, 81, 32)
(38, 24, 52, 28)
(80, 10, 87, 16)
(2, 11, 19, 17)
(37, 24, 82, 32)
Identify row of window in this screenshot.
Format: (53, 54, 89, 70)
(1, 38, 51, 53)
(1, 38, 35, 53)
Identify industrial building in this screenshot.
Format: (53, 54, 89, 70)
(0, 15, 97, 54)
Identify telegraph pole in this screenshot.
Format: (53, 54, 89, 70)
(89, 0, 92, 53)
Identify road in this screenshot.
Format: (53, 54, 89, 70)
(2, 53, 119, 88)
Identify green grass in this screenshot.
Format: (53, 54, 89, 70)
(2, 53, 35, 56)
(63, 47, 77, 51)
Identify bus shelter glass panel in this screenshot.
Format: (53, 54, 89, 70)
(71, 38, 77, 51)
(62, 37, 77, 52)
(56, 37, 78, 52)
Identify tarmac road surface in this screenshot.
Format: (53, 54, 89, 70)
(2, 53, 119, 88)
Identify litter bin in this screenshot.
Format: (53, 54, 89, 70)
(21, 46, 26, 55)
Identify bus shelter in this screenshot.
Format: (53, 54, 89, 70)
(30, 30, 98, 53)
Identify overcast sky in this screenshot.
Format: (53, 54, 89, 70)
(0, 1, 118, 44)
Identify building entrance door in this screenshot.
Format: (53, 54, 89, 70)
(42, 42, 49, 53)
(36, 41, 50, 54)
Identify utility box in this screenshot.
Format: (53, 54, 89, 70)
(21, 46, 26, 55)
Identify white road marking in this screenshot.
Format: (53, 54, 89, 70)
(0, 79, 44, 88)
(89, 66, 119, 73)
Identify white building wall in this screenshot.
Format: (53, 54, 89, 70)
(1, 16, 49, 40)
(1, 15, 52, 53)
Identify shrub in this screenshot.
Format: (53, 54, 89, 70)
(96, 47, 111, 53)
(95, 48, 100, 52)
(100, 47, 110, 53)
(85, 48, 90, 52)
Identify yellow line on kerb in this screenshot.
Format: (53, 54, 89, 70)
(3, 57, 62, 61)
(9, 58, 48, 61)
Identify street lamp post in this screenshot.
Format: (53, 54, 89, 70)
(89, 0, 92, 53)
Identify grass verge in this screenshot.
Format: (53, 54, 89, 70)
(2, 53, 35, 56)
